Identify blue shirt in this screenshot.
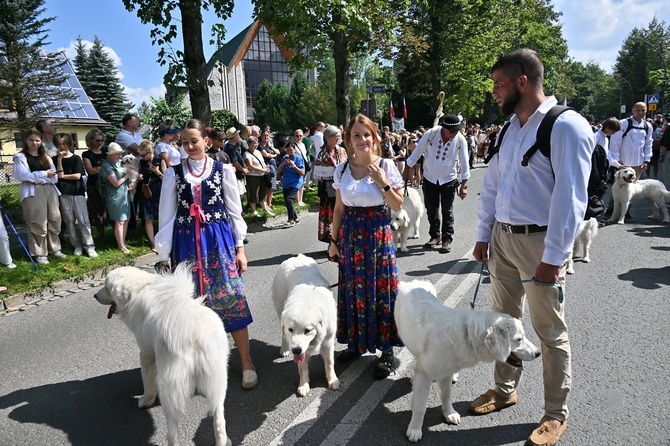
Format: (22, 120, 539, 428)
(280, 155, 304, 189)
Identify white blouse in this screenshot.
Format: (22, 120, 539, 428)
(333, 158, 403, 207)
(12, 153, 60, 202)
(243, 150, 266, 177)
(155, 158, 247, 261)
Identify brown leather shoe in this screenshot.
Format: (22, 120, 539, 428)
(423, 237, 441, 248)
(468, 389, 518, 415)
(526, 416, 567, 446)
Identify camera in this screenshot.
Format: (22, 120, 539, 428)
(288, 154, 295, 161)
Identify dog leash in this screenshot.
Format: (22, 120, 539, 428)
(471, 262, 564, 308)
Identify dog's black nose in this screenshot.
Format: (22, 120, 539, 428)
(291, 347, 302, 355)
(535, 351, 541, 358)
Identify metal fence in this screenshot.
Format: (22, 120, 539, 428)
(0, 155, 20, 204)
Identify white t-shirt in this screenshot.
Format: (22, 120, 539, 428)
(115, 130, 142, 155)
(155, 141, 182, 167)
(332, 158, 402, 207)
(243, 150, 266, 177)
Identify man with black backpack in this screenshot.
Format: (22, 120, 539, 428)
(471, 49, 594, 446)
(604, 102, 654, 221)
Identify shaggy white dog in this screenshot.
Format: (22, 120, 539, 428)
(609, 167, 670, 224)
(120, 154, 140, 201)
(566, 217, 598, 274)
(272, 254, 339, 397)
(395, 280, 541, 443)
(94, 264, 231, 446)
(390, 187, 425, 252)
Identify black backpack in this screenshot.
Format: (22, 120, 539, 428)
(486, 105, 606, 219)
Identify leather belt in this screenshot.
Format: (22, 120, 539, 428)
(498, 222, 547, 234)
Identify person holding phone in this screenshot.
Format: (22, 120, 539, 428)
(277, 144, 305, 226)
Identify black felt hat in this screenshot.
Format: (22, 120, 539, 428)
(439, 115, 464, 131)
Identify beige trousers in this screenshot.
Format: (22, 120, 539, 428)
(21, 184, 62, 257)
(488, 221, 571, 421)
(59, 194, 94, 249)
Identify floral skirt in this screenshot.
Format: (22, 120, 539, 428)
(336, 205, 402, 353)
(171, 219, 252, 333)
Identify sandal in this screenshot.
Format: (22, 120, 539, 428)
(374, 350, 395, 380)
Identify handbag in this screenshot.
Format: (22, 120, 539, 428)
(141, 183, 153, 199)
(263, 172, 272, 188)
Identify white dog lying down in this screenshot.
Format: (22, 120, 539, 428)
(272, 254, 339, 397)
(390, 187, 426, 252)
(609, 167, 670, 224)
(395, 280, 541, 443)
(566, 217, 598, 274)
(94, 265, 231, 446)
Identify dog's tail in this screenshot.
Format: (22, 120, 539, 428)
(663, 189, 670, 203)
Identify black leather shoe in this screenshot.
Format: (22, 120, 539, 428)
(439, 241, 453, 253)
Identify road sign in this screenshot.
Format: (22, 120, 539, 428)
(621, 105, 626, 114)
(366, 85, 386, 94)
(647, 93, 660, 104)
(649, 103, 657, 111)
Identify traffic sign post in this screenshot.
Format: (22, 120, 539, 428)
(366, 85, 386, 94)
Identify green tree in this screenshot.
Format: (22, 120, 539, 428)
(122, 0, 236, 125)
(146, 95, 192, 140)
(0, 0, 76, 135)
(254, 0, 407, 126)
(211, 109, 242, 132)
(73, 36, 131, 143)
(135, 100, 154, 126)
(286, 73, 309, 130)
(253, 80, 289, 132)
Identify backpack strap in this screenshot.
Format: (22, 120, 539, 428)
(521, 105, 573, 167)
(340, 160, 349, 175)
(621, 117, 650, 139)
(484, 122, 510, 164)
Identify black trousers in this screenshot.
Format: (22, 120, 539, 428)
(422, 178, 457, 242)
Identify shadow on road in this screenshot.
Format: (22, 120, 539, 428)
(0, 369, 155, 446)
(618, 265, 670, 290)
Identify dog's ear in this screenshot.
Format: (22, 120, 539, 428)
(485, 320, 511, 362)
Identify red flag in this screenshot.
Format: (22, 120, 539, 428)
(390, 100, 395, 120)
(403, 97, 408, 119)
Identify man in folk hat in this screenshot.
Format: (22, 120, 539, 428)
(405, 114, 470, 253)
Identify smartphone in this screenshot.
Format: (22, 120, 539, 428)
(288, 154, 295, 161)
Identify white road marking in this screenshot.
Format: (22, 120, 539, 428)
(266, 249, 482, 446)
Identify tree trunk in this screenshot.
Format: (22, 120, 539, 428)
(332, 14, 350, 127)
(179, 0, 212, 125)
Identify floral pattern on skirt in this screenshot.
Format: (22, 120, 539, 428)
(336, 205, 402, 354)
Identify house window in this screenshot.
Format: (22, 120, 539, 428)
(242, 25, 290, 121)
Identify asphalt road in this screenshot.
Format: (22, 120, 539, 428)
(1, 163, 669, 446)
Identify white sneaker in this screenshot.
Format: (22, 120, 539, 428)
(52, 251, 67, 259)
(5, 262, 16, 269)
(265, 209, 275, 217)
(252, 210, 261, 217)
(298, 201, 306, 207)
(86, 248, 98, 258)
(74, 247, 83, 256)
(36, 256, 49, 265)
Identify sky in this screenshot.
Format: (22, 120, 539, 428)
(41, 0, 670, 110)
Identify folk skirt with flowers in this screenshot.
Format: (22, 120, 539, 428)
(336, 204, 403, 354)
(170, 163, 252, 333)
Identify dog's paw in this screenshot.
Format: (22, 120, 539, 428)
(566, 266, 575, 275)
(328, 378, 340, 390)
(664, 218, 670, 223)
(409, 234, 419, 239)
(297, 383, 310, 397)
(280, 348, 290, 358)
(444, 410, 461, 425)
(582, 257, 590, 263)
(617, 220, 625, 225)
(452, 373, 459, 384)
(400, 246, 409, 253)
(138, 394, 156, 408)
(406, 427, 423, 442)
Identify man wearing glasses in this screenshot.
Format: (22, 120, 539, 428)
(405, 114, 470, 254)
(471, 49, 594, 446)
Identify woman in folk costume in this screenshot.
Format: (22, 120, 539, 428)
(328, 114, 405, 380)
(155, 119, 257, 390)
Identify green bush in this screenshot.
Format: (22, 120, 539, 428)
(0, 185, 20, 209)
(211, 109, 242, 132)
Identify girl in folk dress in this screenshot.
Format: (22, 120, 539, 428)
(155, 119, 257, 390)
(328, 114, 405, 380)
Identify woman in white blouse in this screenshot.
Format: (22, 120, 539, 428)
(155, 119, 257, 390)
(327, 114, 404, 380)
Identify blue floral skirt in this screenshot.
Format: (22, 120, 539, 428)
(336, 205, 402, 353)
(171, 219, 252, 333)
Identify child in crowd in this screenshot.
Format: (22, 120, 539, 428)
(54, 133, 98, 257)
(138, 139, 163, 252)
